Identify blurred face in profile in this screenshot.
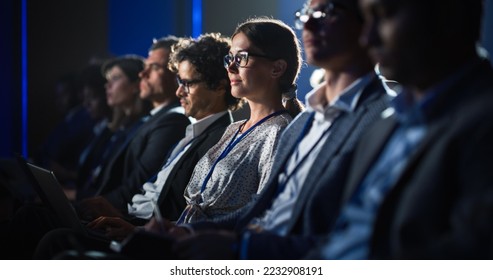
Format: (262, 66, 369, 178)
(139, 48, 177, 103)
(104, 66, 139, 108)
(302, 0, 364, 69)
(359, 0, 438, 87)
(82, 85, 109, 121)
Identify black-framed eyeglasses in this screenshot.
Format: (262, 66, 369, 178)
(294, 2, 343, 30)
(176, 76, 202, 94)
(223, 51, 274, 69)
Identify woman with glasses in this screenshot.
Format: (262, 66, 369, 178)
(31, 27, 301, 258)
(175, 17, 304, 224)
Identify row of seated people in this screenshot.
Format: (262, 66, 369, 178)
(0, 61, 112, 212)
(0, 49, 185, 208)
(3, 0, 493, 260)
(0, 18, 304, 258)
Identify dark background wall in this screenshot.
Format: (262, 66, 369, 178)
(0, 0, 21, 158)
(1, 0, 492, 158)
(27, 1, 109, 159)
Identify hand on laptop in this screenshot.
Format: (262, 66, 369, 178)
(87, 216, 136, 241)
(76, 196, 123, 221)
(143, 217, 189, 239)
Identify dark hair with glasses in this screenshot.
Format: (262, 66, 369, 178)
(231, 17, 304, 118)
(294, 0, 363, 30)
(169, 33, 242, 111)
(175, 76, 202, 94)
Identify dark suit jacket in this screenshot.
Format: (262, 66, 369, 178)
(84, 119, 144, 199)
(192, 75, 391, 259)
(99, 101, 190, 211)
(156, 112, 233, 221)
(75, 126, 114, 199)
(358, 59, 493, 259)
(38, 106, 96, 180)
(339, 59, 493, 259)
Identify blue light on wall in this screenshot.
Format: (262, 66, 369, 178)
(278, 0, 313, 103)
(21, 0, 28, 157)
(108, 0, 178, 56)
(192, 0, 202, 38)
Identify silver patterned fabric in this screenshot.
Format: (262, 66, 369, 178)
(181, 113, 292, 223)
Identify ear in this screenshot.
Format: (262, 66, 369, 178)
(214, 79, 228, 97)
(131, 81, 141, 94)
(271, 59, 287, 78)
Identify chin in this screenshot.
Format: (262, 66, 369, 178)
(305, 53, 323, 66)
(231, 91, 244, 99)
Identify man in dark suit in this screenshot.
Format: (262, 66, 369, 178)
(76, 36, 191, 219)
(80, 33, 241, 236)
(32, 34, 242, 257)
(148, 0, 391, 259)
(307, 0, 493, 259)
(0, 37, 190, 259)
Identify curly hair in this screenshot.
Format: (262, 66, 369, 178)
(169, 33, 241, 111)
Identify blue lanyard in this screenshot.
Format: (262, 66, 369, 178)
(199, 110, 287, 194)
(274, 111, 332, 196)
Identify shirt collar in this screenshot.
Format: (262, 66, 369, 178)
(306, 72, 375, 120)
(150, 104, 165, 116)
(391, 58, 483, 125)
(186, 111, 228, 139)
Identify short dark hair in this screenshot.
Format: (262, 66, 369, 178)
(150, 35, 180, 52)
(101, 55, 145, 82)
(169, 33, 241, 110)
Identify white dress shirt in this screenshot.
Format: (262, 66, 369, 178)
(127, 111, 227, 219)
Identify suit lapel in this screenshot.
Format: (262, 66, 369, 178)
(157, 112, 232, 205)
(386, 113, 451, 199)
(287, 109, 364, 225)
(287, 78, 388, 230)
(95, 119, 144, 195)
(235, 112, 312, 228)
(255, 111, 313, 202)
(271, 112, 313, 175)
(342, 114, 397, 203)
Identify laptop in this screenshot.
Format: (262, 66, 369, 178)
(16, 156, 107, 240)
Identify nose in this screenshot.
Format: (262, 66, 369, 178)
(176, 84, 186, 98)
(226, 62, 238, 73)
(303, 15, 320, 32)
(139, 67, 149, 79)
